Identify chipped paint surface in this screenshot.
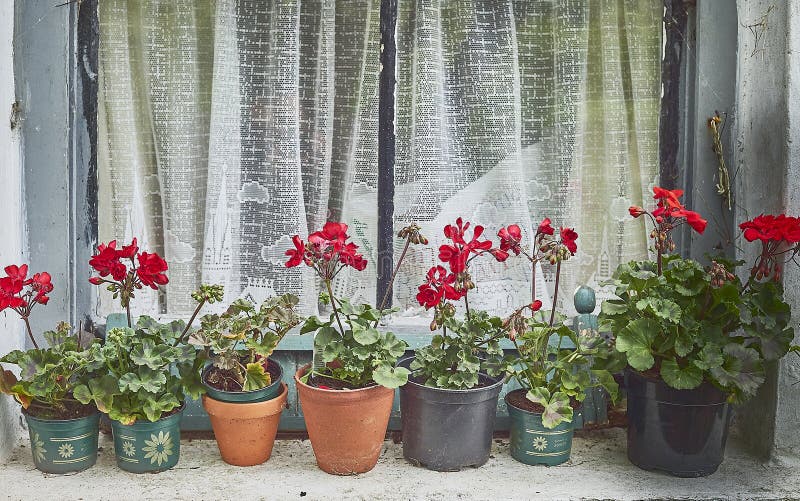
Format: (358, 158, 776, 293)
(0, 0, 24, 462)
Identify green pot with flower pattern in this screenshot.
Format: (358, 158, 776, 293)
(23, 411, 100, 474)
(506, 393, 574, 466)
(110, 406, 184, 473)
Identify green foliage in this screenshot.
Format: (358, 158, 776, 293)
(0, 322, 101, 417)
(599, 254, 795, 402)
(73, 316, 205, 424)
(195, 294, 302, 391)
(410, 310, 505, 390)
(503, 313, 619, 428)
(301, 297, 410, 389)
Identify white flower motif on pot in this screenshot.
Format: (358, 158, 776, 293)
(31, 433, 47, 463)
(532, 436, 548, 452)
(58, 443, 75, 459)
(142, 431, 174, 466)
(122, 440, 136, 457)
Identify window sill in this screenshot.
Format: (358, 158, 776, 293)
(2, 429, 796, 499)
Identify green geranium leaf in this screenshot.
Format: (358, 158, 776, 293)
(119, 369, 167, 393)
(243, 362, 272, 391)
(527, 388, 573, 429)
(372, 365, 410, 389)
(615, 318, 658, 371)
(352, 325, 380, 346)
(600, 301, 628, 316)
(142, 393, 180, 422)
(73, 375, 119, 414)
(710, 344, 764, 401)
(694, 344, 724, 370)
(660, 359, 703, 390)
(300, 316, 327, 334)
(635, 297, 681, 323)
(130, 341, 172, 370)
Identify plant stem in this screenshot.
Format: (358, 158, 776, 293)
(464, 292, 471, 320)
(374, 238, 412, 327)
(126, 304, 132, 329)
(530, 257, 536, 316)
(175, 299, 206, 346)
(657, 248, 663, 276)
(548, 260, 562, 327)
(23, 316, 39, 349)
(326, 279, 346, 335)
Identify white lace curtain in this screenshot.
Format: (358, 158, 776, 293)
(97, 0, 662, 318)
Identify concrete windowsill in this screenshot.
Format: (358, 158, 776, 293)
(1, 428, 798, 500)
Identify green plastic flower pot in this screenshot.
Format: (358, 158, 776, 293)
(506, 394, 574, 466)
(201, 359, 283, 403)
(111, 405, 184, 473)
(23, 411, 100, 474)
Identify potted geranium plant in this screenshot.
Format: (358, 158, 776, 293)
(399, 217, 509, 471)
(285, 222, 423, 475)
(195, 294, 301, 466)
(599, 187, 798, 477)
(74, 239, 222, 473)
(497, 220, 619, 466)
(0, 265, 103, 473)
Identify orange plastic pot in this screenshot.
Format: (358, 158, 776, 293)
(202, 383, 288, 466)
(295, 364, 394, 475)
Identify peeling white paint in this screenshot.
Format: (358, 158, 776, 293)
(0, 0, 26, 462)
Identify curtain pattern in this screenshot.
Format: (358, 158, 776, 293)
(97, 0, 661, 318)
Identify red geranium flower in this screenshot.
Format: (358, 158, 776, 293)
(530, 300, 543, 312)
(629, 206, 645, 218)
(136, 252, 169, 289)
(118, 238, 139, 259)
(89, 241, 128, 281)
(676, 208, 708, 234)
(416, 265, 463, 309)
(438, 218, 497, 273)
(740, 214, 800, 243)
(284, 235, 307, 268)
(498, 224, 522, 255)
(31, 272, 53, 305)
(537, 218, 555, 236)
(653, 187, 684, 209)
(560, 227, 579, 255)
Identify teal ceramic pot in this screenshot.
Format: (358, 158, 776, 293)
(23, 411, 100, 474)
(506, 393, 574, 466)
(201, 359, 283, 403)
(111, 405, 184, 473)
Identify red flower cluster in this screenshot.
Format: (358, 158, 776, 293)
(0, 264, 53, 312)
(438, 218, 507, 273)
(285, 222, 367, 278)
(497, 217, 579, 265)
(89, 238, 169, 290)
(631, 187, 707, 235)
(416, 265, 465, 310)
(739, 214, 800, 244)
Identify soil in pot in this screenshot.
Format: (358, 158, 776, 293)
(625, 368, 732, 477)
(23, 410, 100, 474)
(399, 357, 504, 472)
(505, 389, 575, 466)
(203, 383, 288, 466)
(110, 405, 185, 474)
(295, 363, 395, 475)
(24, 400, 97, 420)
(204, 357, 282, 392)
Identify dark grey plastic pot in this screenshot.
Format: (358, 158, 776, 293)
(398, 356, 504, 471)
(625, 368, 733, 477)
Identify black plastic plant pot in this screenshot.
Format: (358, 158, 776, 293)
(399, 356, 504, 472)
(625, 368, 733, 477)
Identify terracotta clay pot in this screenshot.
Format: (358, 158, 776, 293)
(295, 364, 394, 475)
(202, 383, 288, 466)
